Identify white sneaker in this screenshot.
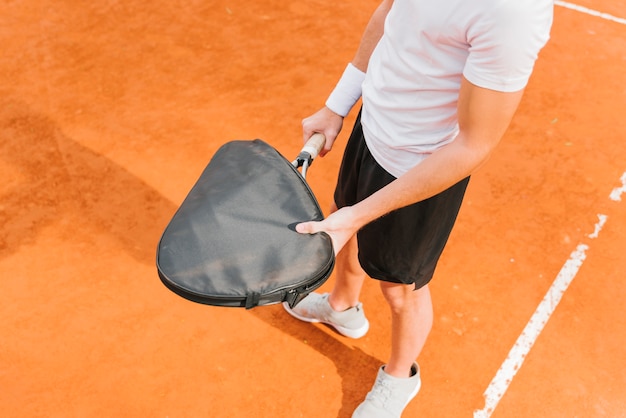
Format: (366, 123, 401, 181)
(352, 363, 421, 418)
(282, 293, 369, 339)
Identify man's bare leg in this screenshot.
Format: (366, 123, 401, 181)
(327, 202, 367, 312)
(380, 282, 433, 377)
(351, 282, 428, 417)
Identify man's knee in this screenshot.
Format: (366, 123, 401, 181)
(380, 282, 418, 308)
(381, 282, 433, 334)
(381, 282, 431, 312)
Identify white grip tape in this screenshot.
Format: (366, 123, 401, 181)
(325, 63, 366, 117)
(301, 144, 321, 160)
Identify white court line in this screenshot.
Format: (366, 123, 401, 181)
(609, 172, 626, 201)
(474, 170, 626, 417)
(474, 3, 626, 414)
(555, 1, 626, 25)
(473, 244, 589, 418)
(588, 214, 608, 239)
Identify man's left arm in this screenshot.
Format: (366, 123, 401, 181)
(297, 77, 525, 253)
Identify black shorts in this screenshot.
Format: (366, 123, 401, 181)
(334, 113, 470, 289)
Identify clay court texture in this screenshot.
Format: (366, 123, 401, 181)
(1, 1, 625, 417)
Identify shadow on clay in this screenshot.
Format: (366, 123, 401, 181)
(0, 99, 177, 264)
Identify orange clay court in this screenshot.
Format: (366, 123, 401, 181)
(1, 1, 625, 417)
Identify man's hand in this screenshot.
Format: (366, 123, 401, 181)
(296, 206, 359, 255)
(302, 107, 344, 157)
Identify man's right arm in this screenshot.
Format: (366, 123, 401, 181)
(351, 0, 393, 72)
(301, 0, 393, 155)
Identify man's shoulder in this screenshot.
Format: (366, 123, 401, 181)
(483, 0, 553, 23)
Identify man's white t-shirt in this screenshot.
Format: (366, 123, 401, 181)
(360, 0, 553, 178)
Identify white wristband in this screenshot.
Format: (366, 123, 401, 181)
(325, 63, 366, 117)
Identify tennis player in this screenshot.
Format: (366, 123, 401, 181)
(284, 0, 553, 416)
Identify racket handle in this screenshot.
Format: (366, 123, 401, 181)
(300, 133, 326, 161)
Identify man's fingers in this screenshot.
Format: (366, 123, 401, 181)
(295, 221, 319, 234)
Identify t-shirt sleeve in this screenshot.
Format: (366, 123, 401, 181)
(463, 0, 553, 92)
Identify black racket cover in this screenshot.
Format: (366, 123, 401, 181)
(156, 139, 334, 309)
